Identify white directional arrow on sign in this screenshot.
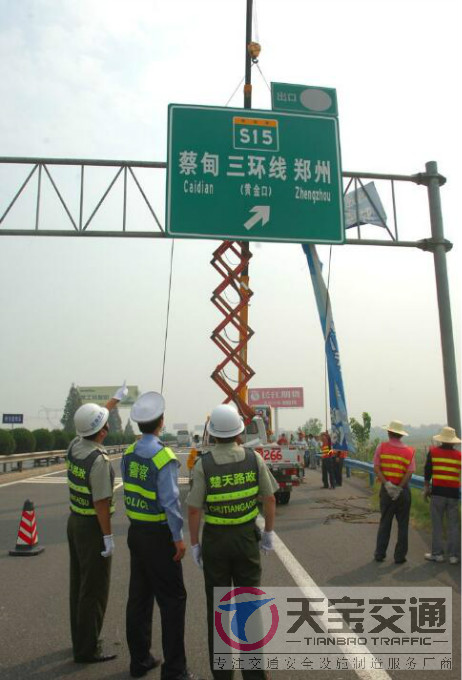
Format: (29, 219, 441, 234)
(243, 205, 271, 231)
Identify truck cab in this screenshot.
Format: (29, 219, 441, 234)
(176, 429, 191, 447)
(242, 416, 303, 505)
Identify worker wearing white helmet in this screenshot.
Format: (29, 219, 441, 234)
(66, 382, 128, 664)
(122, 391, 203, 680)
(187, 403, 279, 680)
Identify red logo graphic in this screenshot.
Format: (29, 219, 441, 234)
(215, 586, 279, 651)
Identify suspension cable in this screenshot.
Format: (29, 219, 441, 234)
(161, 239, 175, 393)
(225, 76, 245, 107)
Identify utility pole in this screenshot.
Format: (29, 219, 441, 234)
(237, 0, 254, 408)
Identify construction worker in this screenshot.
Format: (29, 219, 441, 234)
(67, 382, 127, 664)
(320, 431, 335, 489)
(373, 420, 415, 564)
(187, 403, 278, 680)
(277, 432, 288, 445)
(423, 426, 461, 564)
(122, 391, 202, 680)
(333, 448, 348, 486)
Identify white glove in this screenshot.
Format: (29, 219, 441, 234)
(385, 481, 401, 500)
(191, 543, 203, 569)
(384, 481, 395, 498)
(392, 485, 403, 499)
(261, 530, 275, 554)
(101, 534, 115, 558)
(113, 381, 128, 401)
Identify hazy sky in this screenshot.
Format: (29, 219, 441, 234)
(0, 0, 460, 435)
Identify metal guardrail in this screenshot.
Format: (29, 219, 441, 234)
(0, 445, 126, 474)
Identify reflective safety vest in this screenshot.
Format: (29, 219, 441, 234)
(335, 450, 348, 459)
(378, 441, 415, 484)
(202, 448, 260, 526)
(67, 444, 115, 516)
(122, 443, 177, 523)
(429, 446, 461, 489)
(321, 445, 333, 458)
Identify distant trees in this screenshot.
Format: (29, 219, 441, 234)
(123, 419, 136, 444)
(32, 428, 55, 451)
(350, 412, 371, 447)
(52, 429, 72, 449)
(300, 418, 323, 436)
(349, 412, 378, 460)
(0, 429, 16, 455)
(61, 384, 82, 433)
(11, 428, 36, 453)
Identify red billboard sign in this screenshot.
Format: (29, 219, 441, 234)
(248, 387, 304, 408)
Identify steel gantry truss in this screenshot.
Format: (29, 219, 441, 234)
(0, 156, 459, 435)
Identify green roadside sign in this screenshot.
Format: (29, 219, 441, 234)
(166, 104, 344, 244)
(271, 82, 338, 117)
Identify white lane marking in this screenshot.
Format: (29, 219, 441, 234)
(0, 467, 67, 488)
(256, 517, 392, 680)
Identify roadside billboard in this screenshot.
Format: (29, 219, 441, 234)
(78, 385, 139, 406)
(248, 387, 304, 408)
(173, 423, 188, 431)
(2, 413, 24, 425)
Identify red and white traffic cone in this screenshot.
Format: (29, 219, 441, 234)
(9, 499, 44, 556)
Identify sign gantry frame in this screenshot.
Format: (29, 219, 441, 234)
(0, 156, 459, 435)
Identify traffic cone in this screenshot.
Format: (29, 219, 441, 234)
(9, 499, 45, 556)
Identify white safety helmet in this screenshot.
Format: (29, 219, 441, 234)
(130, 391, 165, 423)
(74, 403, 109, 437)
(207, 403, 244, 438)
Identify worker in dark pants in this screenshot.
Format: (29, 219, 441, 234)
(320, 431, 335, 489)
(67, 383, 127, 664)
(333, 449, 347, 486)
(123, 391, 202, 680)
(423, 426, 461, 564)
(187, 404, 278, 680)
(373, 420, 415, 563)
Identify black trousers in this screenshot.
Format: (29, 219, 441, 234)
(375, 485, 411, 561)
(126, 523, 187, 680)
(202, 523, 266, 680)
(321, 457, 336, 488)
(334, 458, 344, 486)
(67, 513, 111, 660)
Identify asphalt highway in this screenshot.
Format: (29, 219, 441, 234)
(0, 453, 459, 680)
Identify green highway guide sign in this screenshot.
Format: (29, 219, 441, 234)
(166, 104, 344, 244)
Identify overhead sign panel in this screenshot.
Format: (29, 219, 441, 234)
(271, 82, 338, 117)
(166, 104, 344, 244)
(78, 385, 139, 406)
(2, 413, 24, 424)
(248, 387, 304, 408)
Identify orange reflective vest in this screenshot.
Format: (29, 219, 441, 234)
(378, 441, 415, 484)
(321, 445, 333, 458)
(429, 446, 461, 489)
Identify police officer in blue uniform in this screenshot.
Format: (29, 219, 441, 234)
(122, 391, 202, 680)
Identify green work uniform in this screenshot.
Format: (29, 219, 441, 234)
(66, 437, 115, 662)
(187, 442, 278, 680)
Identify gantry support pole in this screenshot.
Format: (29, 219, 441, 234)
(424, 161, 461, 436)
